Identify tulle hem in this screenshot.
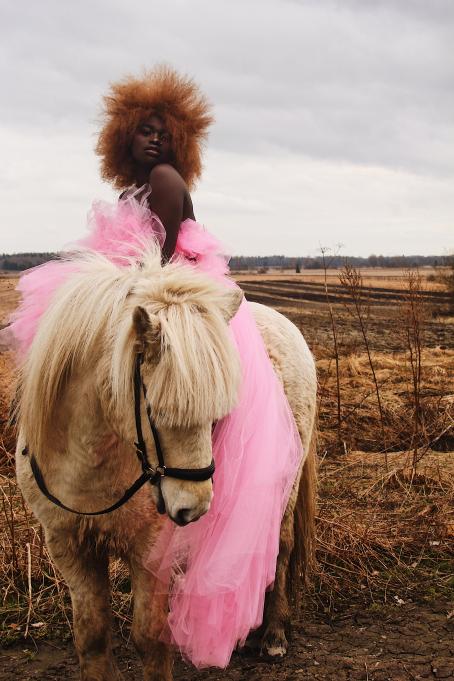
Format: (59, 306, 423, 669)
(145, 299, 303, 668)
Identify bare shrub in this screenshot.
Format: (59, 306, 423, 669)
(339, 263, 387, 466)
(401, 269, 426, 473)
(319, 247, 343, 455)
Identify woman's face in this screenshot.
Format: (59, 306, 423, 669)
(131, 114, 173, 169)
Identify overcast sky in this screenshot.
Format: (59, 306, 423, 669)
(1, 0, 453, 257)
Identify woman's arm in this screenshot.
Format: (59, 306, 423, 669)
(147, 164, 186, 261)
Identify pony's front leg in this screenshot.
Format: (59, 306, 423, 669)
(128, 553, 173, 681)
(46, 530, 122, 681)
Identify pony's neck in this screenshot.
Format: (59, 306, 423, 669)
(63, 372, 113, 466)
(40, 370, 139, 508)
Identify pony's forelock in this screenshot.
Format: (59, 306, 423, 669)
(110, 262, 241, 429)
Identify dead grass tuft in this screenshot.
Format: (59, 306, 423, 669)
(317, 348, 454, 455)
(313, 450, 454, 613)
(0, 469, 133, 644)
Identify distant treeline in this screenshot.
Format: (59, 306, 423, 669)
(0, 252, 449, 272)
(229, 254, 449, 271)
(230, 253, 452, 271)
(1, 253, 57, 271)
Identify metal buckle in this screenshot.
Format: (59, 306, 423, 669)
(135, 441, 146, 457)
(155, 465, 166, 477)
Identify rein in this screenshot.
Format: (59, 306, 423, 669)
(24, 353, 215, 516)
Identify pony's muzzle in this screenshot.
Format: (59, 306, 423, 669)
(164, 481, 213, 526)
(172, 507, 199, 526)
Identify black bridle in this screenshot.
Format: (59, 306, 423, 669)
(24, 353, 215, 517)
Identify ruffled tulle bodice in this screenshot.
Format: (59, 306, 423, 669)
(8, 188, 229, 354)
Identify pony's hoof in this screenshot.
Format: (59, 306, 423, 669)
(260, 626, 288, 660)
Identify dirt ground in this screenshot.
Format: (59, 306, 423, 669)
(233, 275, 453, 356)
(232, 267, 449, 290)
(1, 603, 453, 680)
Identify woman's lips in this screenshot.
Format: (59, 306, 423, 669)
(144, 146, 160, 157)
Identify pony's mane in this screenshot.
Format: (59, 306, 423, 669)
(17, 245, 240, 461)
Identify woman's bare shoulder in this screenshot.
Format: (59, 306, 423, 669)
(149, 163, 195, 221)
(148, 163, 186, 189)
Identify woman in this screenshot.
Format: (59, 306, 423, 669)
(94, 65, 214, 264)
(9, 66, 305, 667)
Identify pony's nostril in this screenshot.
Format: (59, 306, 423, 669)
(176, 508, 191, 526)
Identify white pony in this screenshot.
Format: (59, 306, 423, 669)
(15, 244, 317, 681)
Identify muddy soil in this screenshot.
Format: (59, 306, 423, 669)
(236, 280, 454, 356)
(1, 603, 453, 680)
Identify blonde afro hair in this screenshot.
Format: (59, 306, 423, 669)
(96, 65, 214, 190)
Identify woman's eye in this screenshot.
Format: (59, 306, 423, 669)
(137, 126, 169, 142)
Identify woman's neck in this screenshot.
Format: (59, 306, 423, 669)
(134, 167, 151, 187)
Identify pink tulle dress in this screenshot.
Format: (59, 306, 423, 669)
(8, 187, 304, 668)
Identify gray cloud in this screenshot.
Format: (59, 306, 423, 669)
(0, 0, 453, 254)
(2, 0, 453, 174)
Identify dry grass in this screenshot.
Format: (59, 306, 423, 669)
(1, 445, 133, 642)
(0, 269, 453, 645)
(1, 471, 73, 641)
(2, 445, 453, 643)
(316, 347, 453, 456)
(314, 450, 454, 613)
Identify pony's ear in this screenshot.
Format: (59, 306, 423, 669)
(133, 306, 161, 359)
(221, 288, 243, 322)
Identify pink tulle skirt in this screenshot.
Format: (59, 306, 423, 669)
(7, 191, 303, 668)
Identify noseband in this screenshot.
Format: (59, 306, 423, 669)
(25, 353, 215, 516)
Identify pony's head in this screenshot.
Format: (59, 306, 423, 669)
(17, 244, 242, 525)
(118, 262, 243, 523)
